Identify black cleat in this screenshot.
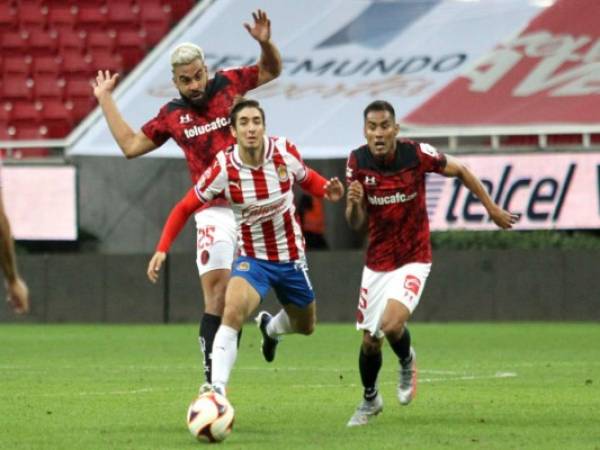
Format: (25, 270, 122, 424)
(255, 311, 280, 363)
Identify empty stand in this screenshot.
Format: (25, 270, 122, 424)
(1, 0, 197, 157)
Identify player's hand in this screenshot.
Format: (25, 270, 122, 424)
(324, 177, 344, 202)
(6, 277, 29, 315)
(147, 252, 167, 284)
(244, 9, 271, 44)
(93, 70, 120, 100)
(347, 180, 364, 205)
(489, 205, 519, 229)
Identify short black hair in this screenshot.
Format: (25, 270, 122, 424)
(363, 100, 396, 121)
(229, 98, 266, 127)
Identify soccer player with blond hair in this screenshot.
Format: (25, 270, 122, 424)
(93, 10, 282, 387)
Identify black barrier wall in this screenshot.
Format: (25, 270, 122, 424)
(2, 250, 599, 322)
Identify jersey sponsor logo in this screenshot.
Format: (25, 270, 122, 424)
(183, 117, 230, 139)
(180, 113, 192, 124)
(241, 197, 288, 225)
(364, 175, 377, 186)
(367, 191, 417, 205)
(404, 275, 421, 296)
(277, 165, 289, 182)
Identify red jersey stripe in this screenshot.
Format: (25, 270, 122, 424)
(226, 163, 244, 203)
(282, 210, 299, 260)
(241, 223, 255, 257)
(261, 220, 279, 261)
(251, 166, 269, 200)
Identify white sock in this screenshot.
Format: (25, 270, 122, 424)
(266, 309, 293, 337)
(211, 325, 239, 392)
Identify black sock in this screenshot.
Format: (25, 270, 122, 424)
(199, 313, 221, 383)
(359, 348, 382, 401)
(388, 327, 412, 364)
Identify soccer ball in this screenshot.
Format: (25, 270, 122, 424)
(186, 392, 235, 442)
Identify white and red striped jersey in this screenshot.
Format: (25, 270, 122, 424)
(194, 136, 307, 262)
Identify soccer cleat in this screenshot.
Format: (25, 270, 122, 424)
(398, 347, 417, 405)
(346, 393, 383, 427)
(255, 311, 280, 363)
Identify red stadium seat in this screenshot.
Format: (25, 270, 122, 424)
(106, 3, 140, 30)
(3, 55, 33, 75)
(47, 4, 78, 31)
(115, 30, 147, 69)
(140, 1, 171, 25)
(7, 124, 48, 140)
(28, 30, 59, 56)
(57, 29, 87, 52)
(17, 4, 48, 29)
(1, 76, 34, 101)
(64, 77, 93, 99)
(0, 4, 17, 29)
(166, 0, 194, 22)
(1, 31, 29, 56)
(142, 21, 170, 48)
(32, 55, 62, 76)
(89, 49, 124, 74)
(66, 97, 96, 122)
(77, 5, 107, 30)
(87, 29, 117, 51)
(61, 52, 94, 77)
(40, 99, 74, 135)
(34, 75, 66, 100)
(8, 100, 43, 124)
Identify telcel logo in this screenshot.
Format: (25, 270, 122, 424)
(446, 164, 576, 222)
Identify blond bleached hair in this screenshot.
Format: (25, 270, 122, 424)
(170, 43, 205, 69)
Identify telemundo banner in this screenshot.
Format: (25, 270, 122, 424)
(426, 152, 600, 230)
(69, 0, 543, 159)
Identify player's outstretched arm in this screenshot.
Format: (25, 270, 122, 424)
(147, 188, 203, 283)
(0, 196, 30, 314)
(93, 70, 157, 159)
(243, 10, 282, 86)
(345, 180, 367, 231)
(443, 154, 518, 229)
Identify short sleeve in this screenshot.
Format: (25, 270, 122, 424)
(282, 139, 307, 182)
(141, 106, 172, 146)
(345, 151, 358, 184)
(221, 65, 260, 95)
(417, 143, 446, 174)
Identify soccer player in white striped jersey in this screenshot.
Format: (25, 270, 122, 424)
(146, 98, 344, 396)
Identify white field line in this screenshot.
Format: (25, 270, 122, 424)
(0, 370, 517, 398)
(291, 371, 517, 389)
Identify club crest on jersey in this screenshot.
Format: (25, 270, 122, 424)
(364, 175, 377, 186)
(276, 165, 289, 182)
(180, 114, 192, 124)
(236, 261, 250, 271)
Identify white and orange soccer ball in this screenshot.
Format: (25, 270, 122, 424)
(186, 392, 235, 443)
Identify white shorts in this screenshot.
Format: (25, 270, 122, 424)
(194, 207, 237, 276)
(356, 262, 432, 338)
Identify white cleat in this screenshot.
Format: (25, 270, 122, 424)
(346, 393, 383, 427)
(398, 347, 417, 405)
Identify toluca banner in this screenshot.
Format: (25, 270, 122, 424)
(426, 152, 600, 230)
(69, 0, 543, 159)
(404, 0, 600, 127)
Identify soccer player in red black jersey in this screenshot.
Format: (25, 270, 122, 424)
(92, 10, 282, 386)
(146, 99, 344, 398)
(345, 100, 518, 427)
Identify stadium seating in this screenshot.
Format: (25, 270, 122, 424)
(1, 0, 196, 158)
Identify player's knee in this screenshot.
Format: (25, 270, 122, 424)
(361, 338, 382, 355)
(222, 304, 245, 329)
(380, 320, 405, 340)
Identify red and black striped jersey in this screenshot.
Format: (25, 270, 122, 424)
(346, 140, 446, 271)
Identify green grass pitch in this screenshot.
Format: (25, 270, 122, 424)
(1, 323, 599, 449)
